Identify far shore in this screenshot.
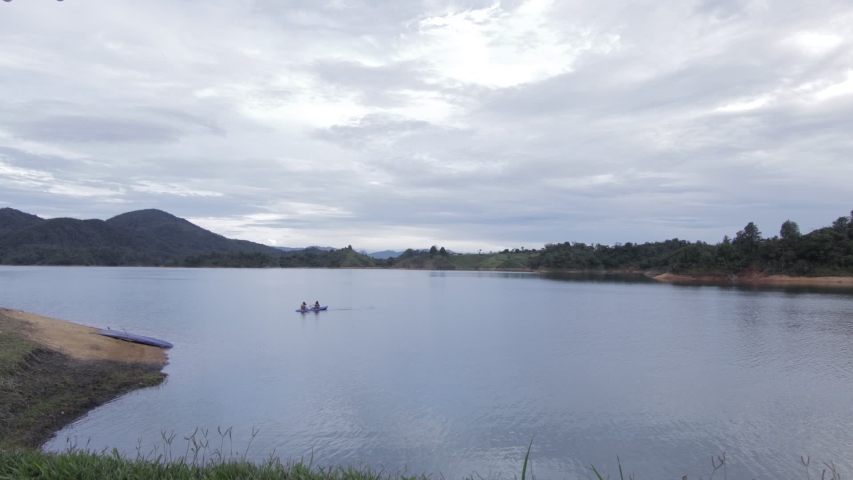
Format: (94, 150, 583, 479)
(651, 272, 853, 287)
(2, 264, 853, 288)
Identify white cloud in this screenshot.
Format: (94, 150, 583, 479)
(814, 71, 853, 101)
(789, 32, 843, 55)
(0, 0, 852, 249)
(716, 96, 772, 113)
(400, 0, 620, 88)
(131, 181, 223, 197)
(0, 159, 119, 198)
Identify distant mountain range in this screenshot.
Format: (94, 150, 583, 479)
(277, 248, 421, 259)
(0, 207, 454, 266)
(274, 246, 335, 252)
(4, 206, 850, 277)
(0, 208, 282, 266)
(365, 249, 458, 258)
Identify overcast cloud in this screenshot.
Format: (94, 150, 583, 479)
(1, 0, 851, 251)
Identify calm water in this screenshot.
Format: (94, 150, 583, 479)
(2, 267, 853, 479)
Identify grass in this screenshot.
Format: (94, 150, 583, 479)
(0, 312, 166, 450)
(0, 441, 846, 480)
(0, 449, 426, 480)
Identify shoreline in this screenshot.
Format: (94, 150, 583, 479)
(650, 272, 853, 287)
(0, 308, 168, 449)
(2, 264, 853, 287)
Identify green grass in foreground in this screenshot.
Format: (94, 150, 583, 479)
(0, 450, 428, 480)
(0, 442, 845, 480)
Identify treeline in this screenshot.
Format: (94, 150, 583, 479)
(375, 247, 456, 269)
(533, 211, 853, 276)
(183, 251, 280, 268)
(3, 207, 853, 276)
(183, 246, 377, 268)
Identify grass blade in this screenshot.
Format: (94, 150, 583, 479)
(521, 436, 534, 480)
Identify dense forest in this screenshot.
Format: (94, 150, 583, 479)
(530, 211, 853, 276)
(183, 246, 376, 268)
(1, 207, 852, 277)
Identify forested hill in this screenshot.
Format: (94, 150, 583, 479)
(0, 208, 42, 234)
(2, 207, 852, 275)
(373, 211, 853, 277)
(0, 208, 283, 266)
(528, 211, 853, 277)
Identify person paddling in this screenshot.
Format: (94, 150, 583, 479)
(313, 301, 320, 309)
(300, 302, 307, 310)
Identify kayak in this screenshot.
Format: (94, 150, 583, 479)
(296, 306, 328, 313)
(96, 329, 174, 348)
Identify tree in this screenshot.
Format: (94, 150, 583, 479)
(429, 245, 438, 256)
(735, 222, 761, 243)
(439, 247, 447, 256)
(780, 220, 801, 240)
(733, 222, 761, 257)
(832, 216, 850, 233)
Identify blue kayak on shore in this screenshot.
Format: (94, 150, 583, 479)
(296, 306, 328, 313)
(96, 329, 174, 348)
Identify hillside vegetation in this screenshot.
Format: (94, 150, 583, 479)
(530, 211, 853, 277)
(377, 211, 853, 277)
(184, 246, 378, 268)
(0, 208, 287, 266)
(1, 207, 852, 276)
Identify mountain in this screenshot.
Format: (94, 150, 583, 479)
(107, 209, 280, 256)
(0, 208, 281, 266)
(0, 208, 44, 234)
(274, 246, 335, 252)
(366, 248, 454, 259)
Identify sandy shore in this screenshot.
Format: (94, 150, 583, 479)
(652, 273, 853, 287)
(0, 308, 167, 366)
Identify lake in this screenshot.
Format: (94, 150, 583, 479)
(1, 267, 852, 479)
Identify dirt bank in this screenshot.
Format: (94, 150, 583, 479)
(651, 273, 853, 287)
(0, 308, 167, 365)
(0, 308, 168, 450)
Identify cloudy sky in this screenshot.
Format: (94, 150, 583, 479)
(1, 0, 851, 252)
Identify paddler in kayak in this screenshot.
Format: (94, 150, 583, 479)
(313, 301, 320, 309)
(300, 302, 307, 310)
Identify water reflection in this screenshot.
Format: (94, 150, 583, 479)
(0, 267, 851, 479)
(539, 272, 655, 284)
(428, 271, 538, 280)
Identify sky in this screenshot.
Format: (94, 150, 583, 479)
(1, 0, 852, 252)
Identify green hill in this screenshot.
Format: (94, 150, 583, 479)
(3, 207, 851, 275)
(528, 212, 853, 277)
(0, 208, 282, 266)
(107, 209, 280, 256)
(0, 208, 44, 234)
(378, 210, 853, 277)
(384, 250, 537, 270)
(275, 246, 376, 268)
